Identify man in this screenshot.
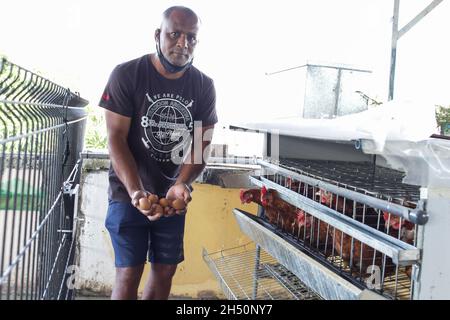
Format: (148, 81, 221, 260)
(99, 6, 217, 300)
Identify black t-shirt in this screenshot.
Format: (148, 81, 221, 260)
(99, 54, 218, 201)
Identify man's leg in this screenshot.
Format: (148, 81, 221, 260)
(105, 200, 151, 300)
(112, 264, 145, 300)
(141, 263, 177, 300)
(143, 213, 186, 300)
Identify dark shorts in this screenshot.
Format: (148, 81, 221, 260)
(105, 200, 186, 268)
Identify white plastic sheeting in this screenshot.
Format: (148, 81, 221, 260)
(362, 138, 450, 188)
(235, 100, 436, 142)
(233, 100, 450, 187)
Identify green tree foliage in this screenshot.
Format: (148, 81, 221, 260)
(84, 104, 107, 150)
(436, 105, 450, 135)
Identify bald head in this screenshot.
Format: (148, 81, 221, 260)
(161, 6, 200, 28)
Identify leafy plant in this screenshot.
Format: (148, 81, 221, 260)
(84, 105, 108, 150)
(435, 105, 450, 135)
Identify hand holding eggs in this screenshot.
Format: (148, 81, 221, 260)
(138, 192, 188, 217)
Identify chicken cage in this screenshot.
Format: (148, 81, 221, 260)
(202, 242, 321, 300)
(203, 118, 450, 300)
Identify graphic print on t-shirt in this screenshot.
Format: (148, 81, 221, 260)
(141, 92, 193, 162)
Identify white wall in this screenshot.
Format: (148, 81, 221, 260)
(77, 168, 115, 295)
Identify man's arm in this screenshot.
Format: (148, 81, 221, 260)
(105, 109, 143, 196)
(105, 109, 156, 216)
(165, 125, 214, 210)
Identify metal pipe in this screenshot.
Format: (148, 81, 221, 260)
(333, 69, 342, 117)
(388, 0, 400, 101)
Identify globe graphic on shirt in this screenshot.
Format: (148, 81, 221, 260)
(152, 106, 186, 144)
(142, 97, 193, 162)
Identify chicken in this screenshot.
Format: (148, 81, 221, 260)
(239, 187, 290, 227)
(240, 188, 263, 206)
(330, 228, 379, 272)
(256, 185, 329, 244)
(318, 189, 361, 216)
(240, 188, 277, 224)
(318, 189, 385, 231)
(260, 186, 298, 233)
(295, 209, 330, 245)
(315, 190, 383, 267)
(284, 177, 305, 193)
(383, 211, 415, 243)
(290, 208, 308, 237)
(285, 177, 298, 190)
(295, 209, 308, 228)
(330, 230, 399, 281)
(383, 211, 416, 279)
(405, 266, 413, 279)
(330, 225, 406, 278)
(285, 178, 316, 199)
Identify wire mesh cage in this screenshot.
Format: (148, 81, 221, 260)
(239, 158, 423, 300)
(202, 243, 322, 300)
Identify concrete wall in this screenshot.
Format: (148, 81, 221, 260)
(76, 158, 258, 299)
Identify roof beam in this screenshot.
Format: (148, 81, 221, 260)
(388, 0, 443, 101)
(398, 0, 443, 39)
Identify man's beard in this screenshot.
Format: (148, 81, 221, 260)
(156, 42, 193, 74)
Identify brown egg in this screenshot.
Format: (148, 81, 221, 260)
(171, 199, 186, 210)
(153, 204, 164, 215)
(147, 194, 159, 205)
(159, 198, 170, 207)
(139, 197, 151, 210)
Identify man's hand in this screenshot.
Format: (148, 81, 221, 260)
(165, 183, 192, 217)
(131, 190, 163, 221)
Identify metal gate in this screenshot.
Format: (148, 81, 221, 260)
(0, 58, 88, 300)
